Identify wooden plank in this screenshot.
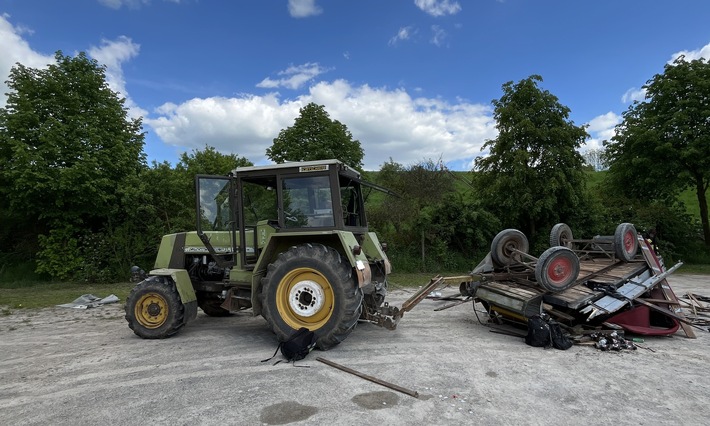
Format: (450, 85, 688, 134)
(640, 298, 681, 305)
(484, 281, 542, 298)
(638, 236, 696, 339)
(543, 281, 601, 309)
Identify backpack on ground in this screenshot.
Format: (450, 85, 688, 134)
(548, 319, 573, 350)
(525, 314, 573, 350)
(262, 327, 317, 366)
(525, 314, 552, 348)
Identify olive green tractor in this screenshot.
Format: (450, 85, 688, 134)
(125, 159, 397, 349)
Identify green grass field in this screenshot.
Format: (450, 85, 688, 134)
(0, 281, 135, 311)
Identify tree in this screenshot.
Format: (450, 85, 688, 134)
(582, 148, 607, 171)
(472, 75, 588, 246)
(367, 158, 496, 271)
(0, 51, 145, 280)
(605, 57, 710, 247)
(177, 144, 252, 177)
(267, 103, 364, 170)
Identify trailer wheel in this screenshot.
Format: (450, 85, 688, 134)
(550, 223, 574, 248)
(535, 246, 580, 292)
(260, 244, 363, 350)
(491, 229, 529, 267)
(614, 223, 638, 261)
(125, 276, 184, 339)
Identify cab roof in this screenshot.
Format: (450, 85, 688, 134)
(231, 159, 360, 178)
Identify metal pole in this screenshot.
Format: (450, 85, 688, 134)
(316, 357, 419, 398)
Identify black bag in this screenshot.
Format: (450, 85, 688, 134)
(262, 327, 317, 366)
(525, 314, 573, 350)
(548, 320, 573, 350)
(281, 327, 317, 361)
(525, 314, 552, 348)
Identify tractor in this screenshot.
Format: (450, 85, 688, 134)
(125, 159, 394, 350)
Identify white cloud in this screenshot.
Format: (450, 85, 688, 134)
(584, 111, 621, 150)
(98, 0, 180, 9)
(621, 87, 646, 103)
(256, 63, 330, 90)
(0, 14, 55, 107)
(415, 0, 462, 17)
(430, 25, 447, 47)
(145, 80, 497, 170)
(389, 26, 416, 46)
(98, 0, 147, 9)
(88, 36, 147, 119)
(669, 41, 710, 63)
(288, 0, 322, 18)
(0, 15, 144, 117)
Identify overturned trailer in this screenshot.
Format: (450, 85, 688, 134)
(433, 223, 695, 338)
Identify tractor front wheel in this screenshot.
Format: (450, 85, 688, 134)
(260, 244, 363, 350)
(125, 276, 184, 339)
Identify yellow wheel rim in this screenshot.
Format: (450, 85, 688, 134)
(275, 267, 334, 330)
(134, 292, 169, 329)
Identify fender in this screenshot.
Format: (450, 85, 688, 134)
(149, 268, 198, 323)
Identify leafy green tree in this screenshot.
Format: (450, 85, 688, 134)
(369, 159, 455, 247)
(582, 148, 607, 171)
(472, 75, 588, 246)
(177, 145, 252, 177)
(605, 57, 710, 247)
(267, 103, 364, 170)
(368, 158, 495, 271)
(173, 145, 252, 229)
(0, 51, 145, 280)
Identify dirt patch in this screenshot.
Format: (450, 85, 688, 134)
(0, 274, 708, 424)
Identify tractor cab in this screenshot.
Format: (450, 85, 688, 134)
(194, 159, 374, 272)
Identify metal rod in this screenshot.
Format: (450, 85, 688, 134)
(433, 297, 471, 311)
(316, 357, 419, 398)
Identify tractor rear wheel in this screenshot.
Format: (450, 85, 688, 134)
(614, 223, 638, 262)
(125, 276, 184, 339)
(260, 243, 363, 350)
(535, 246, 580, 292)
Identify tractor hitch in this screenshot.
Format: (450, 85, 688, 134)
(365, 275, 448, 330)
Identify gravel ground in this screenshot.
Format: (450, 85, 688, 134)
(1, 274, 708, 426)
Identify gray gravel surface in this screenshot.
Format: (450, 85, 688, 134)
(1, 274, 708, 425)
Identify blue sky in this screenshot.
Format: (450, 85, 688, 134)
(1, 0, 709, 170)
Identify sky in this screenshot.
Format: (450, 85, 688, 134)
(1, 0, 710, 171)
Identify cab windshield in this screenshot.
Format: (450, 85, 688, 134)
(282, 175, 335, 228)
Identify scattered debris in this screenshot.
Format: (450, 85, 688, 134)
(587, 331, 637, 351)
(57, 294, 119, 309)
(682, 292, 710, 329)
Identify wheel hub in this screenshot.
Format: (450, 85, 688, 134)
(548, 258, 571, 283)
(289, 280, 325, 317)
(624, 231, 635, 253)
(135, 292, 168, 329)
(147, 303, 161, 317)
